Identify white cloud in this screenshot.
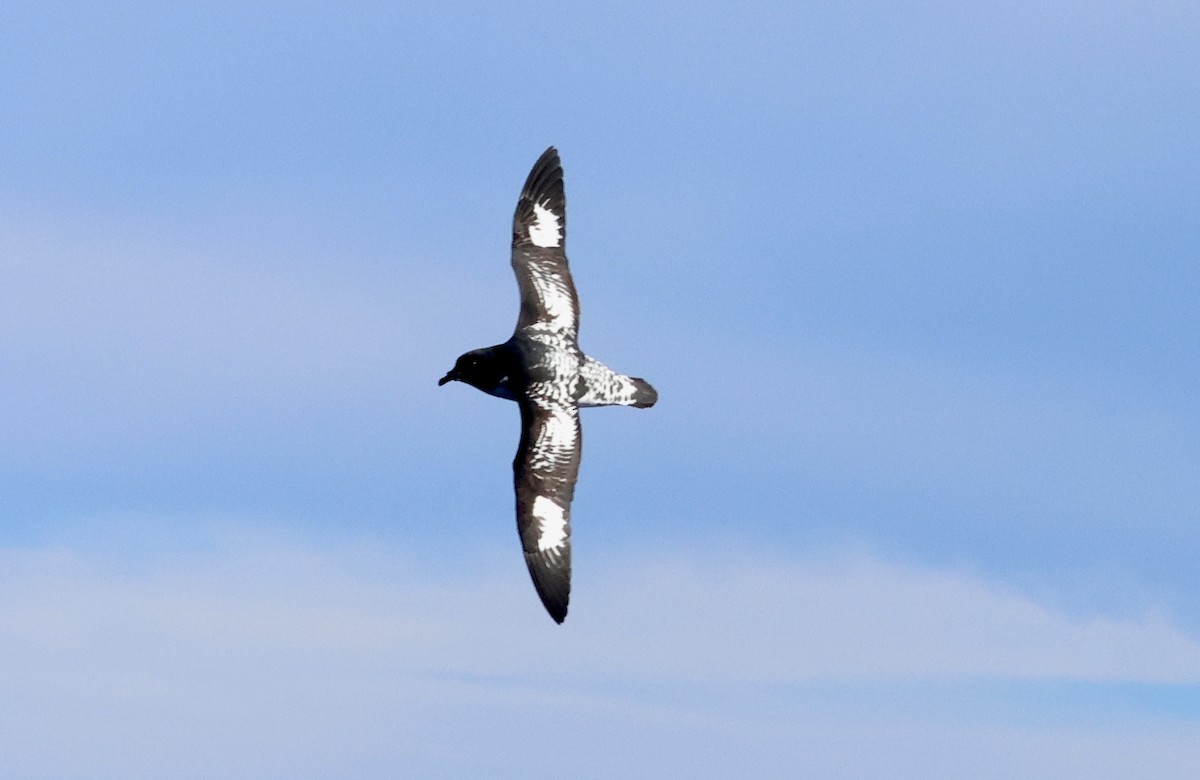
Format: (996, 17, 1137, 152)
(0, 525, 1197, 779)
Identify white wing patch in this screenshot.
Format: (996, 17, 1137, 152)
(528, 200, 562, 248)
(532, 495, 568, 551)
(527, 266, 574, 326)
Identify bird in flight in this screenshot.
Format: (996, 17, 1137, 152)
(439, 147, 657, 623)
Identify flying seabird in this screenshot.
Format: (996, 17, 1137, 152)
(438, 147, 657, 623)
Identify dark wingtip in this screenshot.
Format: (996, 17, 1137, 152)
(537, 584, 570, 624)
(514, 147, 566, 244)
(547, 602, 568, 624)
(522, 148, 562, 202)
(525, 549, 571, 624)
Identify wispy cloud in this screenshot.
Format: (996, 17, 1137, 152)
(1, 521, 1196, 778)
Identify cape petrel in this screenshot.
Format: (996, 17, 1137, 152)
(438, 147, 657, 623)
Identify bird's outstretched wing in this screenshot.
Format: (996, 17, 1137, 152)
(513, 387, 581, 623)
(511, 147, 579, 336)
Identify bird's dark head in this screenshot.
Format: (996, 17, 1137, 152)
(439, 347, 508, 394)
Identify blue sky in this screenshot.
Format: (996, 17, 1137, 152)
(2, 1, 1199, 777)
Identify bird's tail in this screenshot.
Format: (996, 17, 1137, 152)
(577, 356, 658, 408)
(628, 377, 658, 408)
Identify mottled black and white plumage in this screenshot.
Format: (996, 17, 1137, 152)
(438, 147, 657, 624)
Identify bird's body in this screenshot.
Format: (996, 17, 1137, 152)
(439, 147, 656, 623)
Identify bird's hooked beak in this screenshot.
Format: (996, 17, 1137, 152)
(438, 369, 457, 386)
